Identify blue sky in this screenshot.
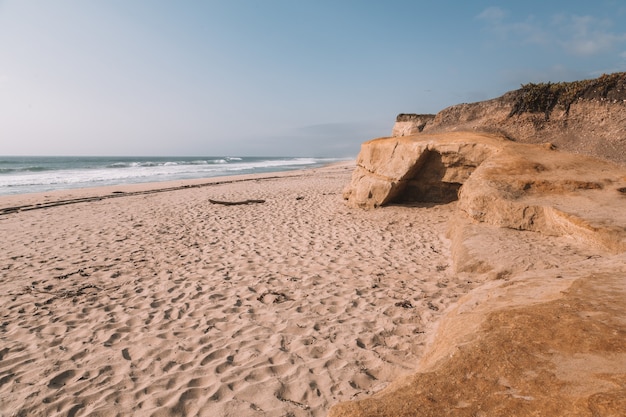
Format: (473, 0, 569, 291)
(1, 1, 625, 157)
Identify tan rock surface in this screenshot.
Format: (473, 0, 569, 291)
(342, 132, 499, 208)
(332, 132, 626, 416)
(343, 132, 626, 253)
(422, 72, 626, 165)
(391, 114, 436, 137)
(328, 259, 626, 417)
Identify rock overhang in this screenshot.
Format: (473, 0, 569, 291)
(343, 131, 626, 254)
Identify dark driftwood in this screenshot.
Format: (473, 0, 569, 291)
(0, 174, 292, 217)
(208, 199, 265, 206)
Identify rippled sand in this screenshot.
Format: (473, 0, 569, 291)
(0, 163, 487, 416)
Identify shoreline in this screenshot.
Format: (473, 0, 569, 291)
(0, 156, 352, 200)
(0, 160, 355, 215)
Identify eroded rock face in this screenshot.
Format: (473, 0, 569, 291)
(421, 73, 626, 166)
(334, 132, 626, 417)
(328, 263, 626, 417)
(332, 74, 626, 417)
(343, 132, 626, 253)
(391, 114, 436, 137)
(343, 132, 498, 207)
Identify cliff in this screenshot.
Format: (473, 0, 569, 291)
(342, 132, 626, 253)
(331, 75, 626, 416)
(392, 72, 626, 165)
(391, 114, 436, 137)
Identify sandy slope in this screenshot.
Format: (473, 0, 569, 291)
(332, 131, 626, 416)
(1, 163, 484, 417)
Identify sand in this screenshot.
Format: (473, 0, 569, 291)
(0, 162, 488, 417)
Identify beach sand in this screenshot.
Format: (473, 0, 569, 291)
(2, 161, 615, 416)
(0, 162, 482, 416)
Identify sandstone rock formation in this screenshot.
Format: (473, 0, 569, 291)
(343, 132, 498, 208)
(328, 259, 626, 417)
(392, 72, 626, 165)
(343, 132, 626, 254)
(334, 128, 626, 415)
(391, 114, 435, 137)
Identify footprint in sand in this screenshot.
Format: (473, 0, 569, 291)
(122, 348, 131, 361)
(48, 369, 76, 389)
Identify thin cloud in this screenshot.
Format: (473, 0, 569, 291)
(476, 6, 507, 22)
(476, 8, 626, 56)
(476, 7, 547, 45)
(555, 14, 626, 56)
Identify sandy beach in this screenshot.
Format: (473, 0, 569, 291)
(3, 3, 625, 414)
(0, 162, 486, 416)
(2, 154, 622, 417)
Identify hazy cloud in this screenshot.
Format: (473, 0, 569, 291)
(476, 7, 547, 45)
(293, 121, 389, 146)
(476, 6, 507, 22)
(554, 14, 626, 56)
(236, 121, 390, 157)
(294, 122, 369, 136)
(477, 8, 626, 56)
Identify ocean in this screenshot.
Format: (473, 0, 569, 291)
(0, 156, 347, 196)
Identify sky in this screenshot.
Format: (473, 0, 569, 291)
(1, 1, 626, 157)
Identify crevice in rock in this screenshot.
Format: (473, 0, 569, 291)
(390, 150, 465, 204)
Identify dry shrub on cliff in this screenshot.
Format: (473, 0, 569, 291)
(508, 72, 626, 120)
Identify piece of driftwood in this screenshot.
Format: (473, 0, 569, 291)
(208, 199, 266, 206)
(1, 173, 300, 217)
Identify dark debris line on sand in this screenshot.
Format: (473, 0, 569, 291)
(0, 173, 302, 216)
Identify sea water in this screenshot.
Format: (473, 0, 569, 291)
(0, 156, 346, 196)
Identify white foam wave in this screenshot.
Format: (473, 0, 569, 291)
(0, 157, 343, 195)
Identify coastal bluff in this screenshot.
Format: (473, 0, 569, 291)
(391, 72, 626, 166)
(332, 77, 626, 416)
(342, 132, 626, 254)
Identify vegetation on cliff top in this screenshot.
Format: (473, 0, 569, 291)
(396, 113, 436, 122)
(508, 72, 626, 120)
